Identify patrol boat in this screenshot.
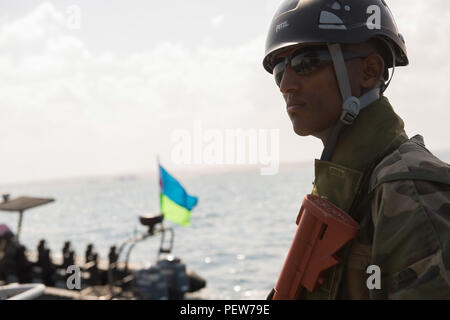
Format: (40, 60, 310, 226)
(0, 194, 206, 300)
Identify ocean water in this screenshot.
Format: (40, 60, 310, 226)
(1, 148, 449, 300)
(0, 162, 315, 300)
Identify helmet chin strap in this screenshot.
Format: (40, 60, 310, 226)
(378, 37, 397, 94)
(320, 43, 380, 161)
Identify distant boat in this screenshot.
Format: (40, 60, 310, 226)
(0, 193, 206, 300)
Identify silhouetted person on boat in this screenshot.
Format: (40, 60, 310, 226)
(37, 239, 55, 286)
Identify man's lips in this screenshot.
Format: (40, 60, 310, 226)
(287, 104, 307, 114)
(286, 95, 307, 116)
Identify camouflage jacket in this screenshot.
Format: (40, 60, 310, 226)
(366, 135, 450, 299)
(304, 96, 450, 300)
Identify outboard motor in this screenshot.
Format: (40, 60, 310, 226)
(132, 266, 168, 300)
(157, 255, 189, 300)
(112, 212, 207, 299)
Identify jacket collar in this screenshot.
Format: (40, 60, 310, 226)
(312, 96, 409, 213)
(327, 96, 408, 171)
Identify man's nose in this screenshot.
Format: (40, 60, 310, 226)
(279, 64, 302, 94)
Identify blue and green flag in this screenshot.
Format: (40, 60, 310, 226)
(159, 165, 198, 226)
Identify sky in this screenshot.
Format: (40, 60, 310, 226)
(0, 0, 449, 184)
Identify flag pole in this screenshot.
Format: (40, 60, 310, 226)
(157, 155, 161, 215)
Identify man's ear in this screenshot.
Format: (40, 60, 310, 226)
(360, 53, 385, 90)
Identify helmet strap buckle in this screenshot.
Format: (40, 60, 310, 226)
(340, 96, 361, 125)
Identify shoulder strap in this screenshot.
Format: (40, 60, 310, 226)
(371, 170, 450, 191)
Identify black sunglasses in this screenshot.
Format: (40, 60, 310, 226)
(273, 48, 366, 87)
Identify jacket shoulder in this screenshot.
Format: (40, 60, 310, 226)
(369, 135, 450, 191)
(368, 135, 450, 299)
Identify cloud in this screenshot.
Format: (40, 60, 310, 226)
(382, 0, 450, 151)
(0, 1, 448, 184)
(0, 2, 303, 184)
(210, 14, 225, 28)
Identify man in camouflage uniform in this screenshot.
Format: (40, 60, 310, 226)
(263, 0, 450, 299)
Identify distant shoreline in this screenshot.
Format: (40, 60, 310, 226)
(2, 148, 448, 188)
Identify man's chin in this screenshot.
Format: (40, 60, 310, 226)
(293, 124, 330, 140)
(293, 125, 311, 137)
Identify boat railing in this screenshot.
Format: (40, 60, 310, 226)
(0, 283, 46, 300)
